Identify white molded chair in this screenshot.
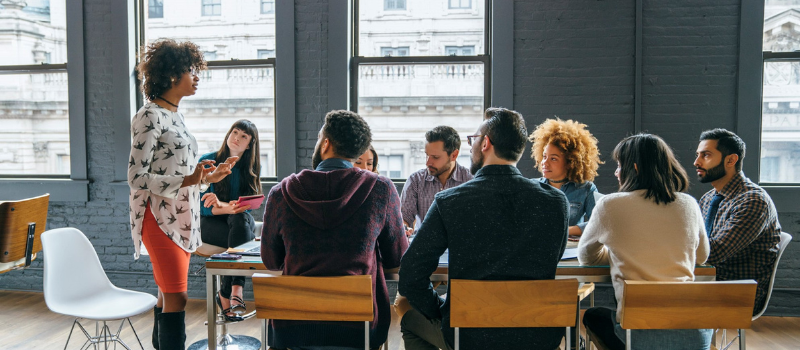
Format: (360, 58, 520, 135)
(718, 231, 793, 348)
(42, 227, 157, 350)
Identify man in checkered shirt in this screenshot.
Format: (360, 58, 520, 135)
(694, 128, 781, 314)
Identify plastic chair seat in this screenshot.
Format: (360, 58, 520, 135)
(48, 287, 156, 321)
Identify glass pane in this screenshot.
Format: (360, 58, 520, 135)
(184, 67, 276, 177)
(358, 63, 484, 179)
(764, 0, 800, 52)
(145, 1, 276, 60)
(761, 61, 800, 183)
(0, 0, 67, 65)
(0, 72, 70, 175)
(359, 0, 484, 57)
(134, 67, 277, 178)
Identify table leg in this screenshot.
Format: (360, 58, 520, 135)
(207, 271, 217, 350)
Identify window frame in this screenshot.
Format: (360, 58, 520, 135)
(0, 0, 89, 201)
(110, 0, 295, 202)
(736, 0, 800, 211)
(350, 0, 492, 181)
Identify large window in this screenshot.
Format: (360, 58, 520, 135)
(141, 0, 277, 177)
(762, 1, 800, 183)
(384, 0, 406, 11)
(354, 0, 488, 180)
(0, 0, 70, 175)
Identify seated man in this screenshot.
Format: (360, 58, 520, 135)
(695, 128, 782, 314)
(260, 110, 409, 350)
(399, 108, 569, 350)
(401, 125, 473, 236)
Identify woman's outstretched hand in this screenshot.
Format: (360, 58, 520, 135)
(207, 156, 239, 183)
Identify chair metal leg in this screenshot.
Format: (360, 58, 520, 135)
(739, 329, 745, 350)
(455, 327, 460, 350)
(625, 329, 631, 350)
(565, 327, 571, 350)
(364, 321, 369, 350)
(261, 319, 267, 350)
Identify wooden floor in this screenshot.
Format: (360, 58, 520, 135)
(1, 290, 798, 350)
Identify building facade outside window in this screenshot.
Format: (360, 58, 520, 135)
(384, 0, 406, 11)
(380, 47, 410, 57)
(202, 0, 221, 17)
(761, 0, 800, 183)
(0, 0, 70, 175)
(354, 0, 488, 180)
(141, 0, 277, 177)
(260, 0, 274, 15)
(148, 0, 163, 19)
(445, 45, 474, 56)
(448, 0, 471, 10)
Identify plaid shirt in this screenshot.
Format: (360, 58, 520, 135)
(700, 172, 781, 313)
(400, 162, 473, 229)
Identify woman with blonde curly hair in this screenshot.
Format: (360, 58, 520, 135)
(530, 118, 603, 238)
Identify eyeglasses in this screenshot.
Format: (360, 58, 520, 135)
(467, 134, 483, 146)
(189, 67, 199, 76)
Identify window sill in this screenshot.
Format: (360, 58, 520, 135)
(0, 178, 89, 202)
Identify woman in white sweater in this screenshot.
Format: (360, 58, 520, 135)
(578, 133, 711, 350)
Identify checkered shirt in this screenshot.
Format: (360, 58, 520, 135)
(700, 172, 781, 314)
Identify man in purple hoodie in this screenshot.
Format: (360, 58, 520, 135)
(260, 110, 409, 350)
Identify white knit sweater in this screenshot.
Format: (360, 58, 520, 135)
(578, 190, 710, 321)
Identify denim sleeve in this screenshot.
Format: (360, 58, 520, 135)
(578, 182, 598, 231)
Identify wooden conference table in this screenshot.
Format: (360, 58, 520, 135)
(204, 241, 716, 350)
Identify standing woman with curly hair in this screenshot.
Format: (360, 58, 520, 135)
(128, 39, 237, 349)
(530, 118, 603, 238)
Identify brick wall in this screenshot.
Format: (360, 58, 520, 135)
(1, 0, 797, 316)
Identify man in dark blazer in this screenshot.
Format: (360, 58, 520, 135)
(399, 107, 569, 350)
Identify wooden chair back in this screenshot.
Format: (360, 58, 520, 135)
(450, 279, 579, 328)
(619, 280, 757, 330)
(252, 274, 373, 322)
(0, 194, 50, 266)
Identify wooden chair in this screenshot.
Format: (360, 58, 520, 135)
(618, 280, 757, 350)
(252, 274, 375, 350)
(450, 279, 580, 350)
(0, 194, 49, 274)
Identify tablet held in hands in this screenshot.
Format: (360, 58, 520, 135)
(237, 194, 266, 210)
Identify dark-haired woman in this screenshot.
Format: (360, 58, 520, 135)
(128, 39, 236, 350)
(354, 145, 379, 174)
(578, 134, 711, 350)
(199, 119, 262, 321)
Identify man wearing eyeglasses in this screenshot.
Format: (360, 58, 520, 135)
(400, 126, 473, 237)
(399, 108, 569, 350)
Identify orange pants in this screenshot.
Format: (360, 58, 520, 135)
(141, 203, 190, 293)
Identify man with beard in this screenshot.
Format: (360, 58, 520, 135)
(400, 126, 473, 237)
(695, 128, 781, 315)
(260, 110, 408, 350)
(398, 108, 569, 350)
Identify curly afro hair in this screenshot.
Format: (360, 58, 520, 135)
(529, 118, 603, 184)
(322, 110, 372, 160)
(137, 39, 207, 101)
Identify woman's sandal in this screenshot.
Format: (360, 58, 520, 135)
(215, 293, 244, 322)
(229, 295, 248, 315)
